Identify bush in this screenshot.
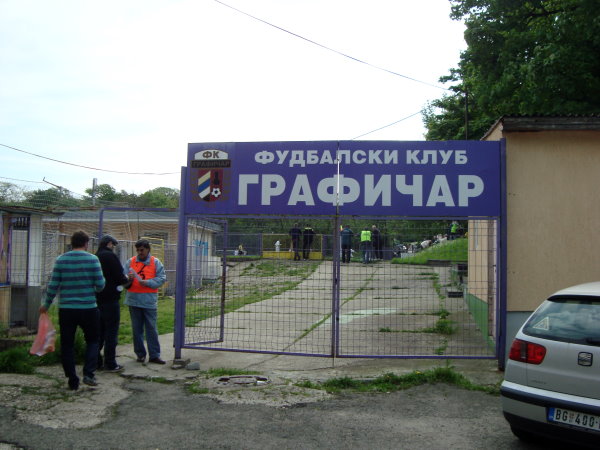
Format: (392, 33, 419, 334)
(0, 345, 36, 374)
(0, 329, 87, 373)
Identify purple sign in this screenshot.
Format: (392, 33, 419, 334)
(184, 140, 501, 217)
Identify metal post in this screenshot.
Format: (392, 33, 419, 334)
(174, 167, 189, 360)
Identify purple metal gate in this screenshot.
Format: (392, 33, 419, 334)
(174, 140, 505, 361)
(175, 217, 498, 360)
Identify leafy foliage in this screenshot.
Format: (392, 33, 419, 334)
(425, 0, 600, 140)
(137, 187, 179, 208)
(0, 182, 26, 204)
(1, 181, 180, 209)
(23, 187, 80, 209)
(0, 345, 36, 374)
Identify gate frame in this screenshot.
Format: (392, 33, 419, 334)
(174, 140, 507, 366)
(174, 213, 503, 362)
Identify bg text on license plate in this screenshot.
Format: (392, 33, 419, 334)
(548, 407, 600, 431)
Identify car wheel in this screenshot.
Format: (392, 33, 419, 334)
(510, 425, 534, 442)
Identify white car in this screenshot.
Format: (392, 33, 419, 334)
(501, 281, 600, 447)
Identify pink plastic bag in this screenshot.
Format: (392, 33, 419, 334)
(30, 312, 56, 356)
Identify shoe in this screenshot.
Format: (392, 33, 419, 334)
(148, 357, 166, 365)
(83, 376, 98, 386)
(136, 356, 146, 363)
(68, 377, 79, 391)
(105, 364, 124, 373)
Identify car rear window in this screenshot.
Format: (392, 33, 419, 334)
(522, 298, 600, 345)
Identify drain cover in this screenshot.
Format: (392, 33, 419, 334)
(217, 375, 270, 386)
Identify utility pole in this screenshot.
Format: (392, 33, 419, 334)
(464, 86, 469, 140)
(92, 178, 98, 206)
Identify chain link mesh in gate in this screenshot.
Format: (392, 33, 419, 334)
(182, 218, 497, 358)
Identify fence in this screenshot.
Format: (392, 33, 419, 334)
(1, 210, 499, 361)
(177, 217, 499, 359)
(0, 208, 186, 330)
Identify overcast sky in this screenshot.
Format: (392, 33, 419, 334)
(0, 0, 466, 196)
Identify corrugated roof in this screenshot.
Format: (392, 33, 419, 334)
(483, 115, 600, 139)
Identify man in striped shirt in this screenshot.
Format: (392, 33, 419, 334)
(39, 230, 105, 390)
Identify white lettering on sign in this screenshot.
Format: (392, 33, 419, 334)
(237, 174, 485, 207)
(396, 175, 423, 206)
(253, 150, 402, 166)
(365, 175, 391, 206)
(288, 175, 315, 205)
(459, 175, 484, 206)
(406, 150, 468, 165)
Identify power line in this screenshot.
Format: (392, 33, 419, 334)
(0, 176, 45, 184)
(214, 0, 450, 91)
(0, 143, 179, 175)
(350, 111, 423, 140)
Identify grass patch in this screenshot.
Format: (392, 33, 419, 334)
(422, 318, 457, 335)
(296, 366, 499, 395)
(0, 346, 36, 374)
(392, 238, 467, 265)
(204, 367, 262, 377)
(432, 309, 450, 319)
(0, 294, 173, 373)
(240, 261, 314, 278)
(0, 329, 88, 374)
(435, 339, 449, 355)
(185, 262, 320, 326)
(147, 377, 173, 384)
(187, 385, 210, 394)
(225, 255, 261, 262)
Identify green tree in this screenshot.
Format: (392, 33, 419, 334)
(424, 0, 600, 140)
(0, 182, 26, 205)
(85, 183, 118, 202)
(137, 187, 179, 208)
(83, 183, 140, 206)
(23, 187, 80, 209)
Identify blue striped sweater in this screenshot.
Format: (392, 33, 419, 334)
(44, 250, 105, 309)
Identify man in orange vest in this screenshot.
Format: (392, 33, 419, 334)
(124, 239, 167, 364)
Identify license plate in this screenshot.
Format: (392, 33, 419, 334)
(548, 407, 600, 432)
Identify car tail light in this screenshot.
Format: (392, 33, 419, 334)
(509, 339, 546, 364)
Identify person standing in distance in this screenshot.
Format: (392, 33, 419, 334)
(39, 230, 105, 390)
(95, 235, 128, 372)
(371, 224, 382, 260)
(360, 226, 372, 264)
(302, 224, 315, 260)
(340, 224, 354, 263)
(288, 223, 302, 261)
(124, 239, 167, 364)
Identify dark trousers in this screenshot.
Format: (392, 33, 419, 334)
(58, 308, 100, 381)
(341, 244, 352, 263)
(303, 241, 312, 259)
(98, 301, 120, 370)
(292, 239, 300, 261)
(360, 241, 372, 263)
(373, 242, 383, 259)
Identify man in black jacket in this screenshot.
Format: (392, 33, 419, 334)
(288, 223, 302, 261)
(95, 235, 128, 372)
(302, 225, 315, 260)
